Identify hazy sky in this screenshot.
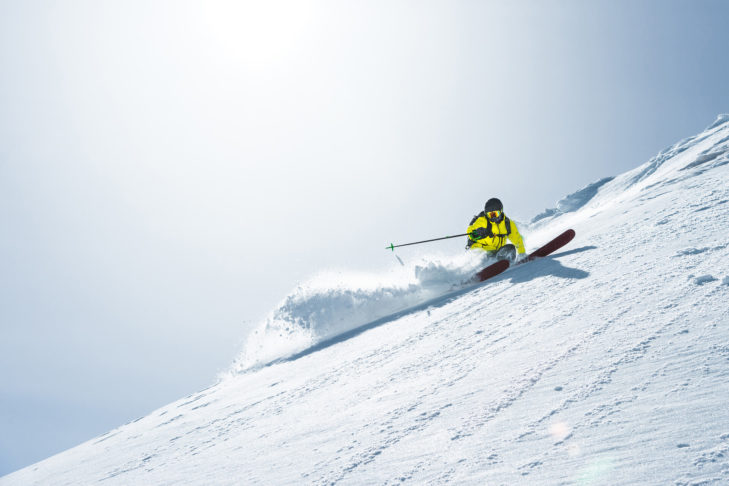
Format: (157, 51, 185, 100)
(1, 0, 728, 475)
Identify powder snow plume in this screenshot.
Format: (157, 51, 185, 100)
(228, 250, 494, 373)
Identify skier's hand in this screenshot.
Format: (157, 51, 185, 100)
(470, 228, 489, 240)
(516, 253, 528, 263)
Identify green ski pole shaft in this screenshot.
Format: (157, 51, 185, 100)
(386, 233, 470, 251)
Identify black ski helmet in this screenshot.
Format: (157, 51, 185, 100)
(484, 198, 503, 213)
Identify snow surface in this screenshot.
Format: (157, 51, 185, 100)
(3, 115, 729, 485)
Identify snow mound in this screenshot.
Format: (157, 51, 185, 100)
(228, 251, 493, 372)
(556, 177, 615, 213)
(706, 113, 729, 131)
(532, 177, 615, 224)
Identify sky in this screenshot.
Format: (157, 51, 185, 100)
(1, 0, 728, 476)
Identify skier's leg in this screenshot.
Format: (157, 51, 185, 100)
(495, 244, 516, 263)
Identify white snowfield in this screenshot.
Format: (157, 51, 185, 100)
(4, 116, 729, 485)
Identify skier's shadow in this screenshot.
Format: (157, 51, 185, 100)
(551, 245, 597, 258)
(499, 245, 595, 284)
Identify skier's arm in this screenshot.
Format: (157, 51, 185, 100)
(508, 220, 527, 254)
(467, 217, 489, 241)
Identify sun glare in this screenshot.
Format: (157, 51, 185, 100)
(199, 1, 314, 70)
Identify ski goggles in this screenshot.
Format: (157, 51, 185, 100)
(487, 210, 502, 220)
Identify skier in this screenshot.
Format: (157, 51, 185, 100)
(467, 198, 526, 262)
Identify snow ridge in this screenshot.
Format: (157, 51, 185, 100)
(531, 114, 729, 226)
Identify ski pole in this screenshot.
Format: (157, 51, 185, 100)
(386, 233, 470, 251)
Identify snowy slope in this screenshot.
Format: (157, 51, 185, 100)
(3, 116, 729, 485)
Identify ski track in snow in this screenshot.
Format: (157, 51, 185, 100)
(3, 116, 729, 485)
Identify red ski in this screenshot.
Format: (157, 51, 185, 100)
(473, 229, 576, 282)
(524, 228, 576, 262)
(473, 259, 510, 282)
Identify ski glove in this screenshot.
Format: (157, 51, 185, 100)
(470, 228, 490, 240)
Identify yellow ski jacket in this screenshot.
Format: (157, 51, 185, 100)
(466, 212, 526, 253)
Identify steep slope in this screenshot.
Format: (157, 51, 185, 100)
(3, 116, 729, 486)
